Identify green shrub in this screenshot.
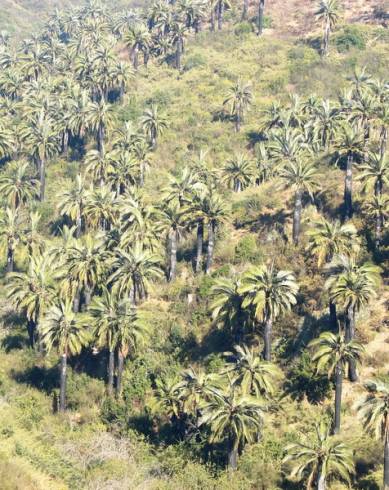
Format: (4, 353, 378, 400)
(66, 371, 105, 410)
(234, 234, 262, 264)
(122, 359, 152, 406)
(183, 53, 207, 72)
(234, 21, 253, 37)
(335, 26, 366, 52)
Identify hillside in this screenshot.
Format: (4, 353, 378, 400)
(0, 0, 388, 489)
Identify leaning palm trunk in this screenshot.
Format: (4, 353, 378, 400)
(195, 222, 204, 273)
(107, 349, 115, 396)
(334, 362, 342, 434)
(384, 431, 389, 490)
(206, 223, 215, 274)
(59, 352, 67, 412)
(346, 305, 358, 382)
(292, 188, 303, 244)
(344, 153, 353, 221)
(257, 0, 265, 35)
(169, 229, 178, 282)
(263, 315, 272, 361)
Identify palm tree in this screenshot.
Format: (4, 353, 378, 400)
(315, 0, 339, 57)
(306, 218, 359, 327)
(7, 254, 55, 347)
(199, 386, 264, 470)
(310, 332, 364, 433)
(0, 121, 15, 159)
(223, 80, 253, 132)
(40, 300, 89, 411)
(23, 211, 44, 257)
(140, 105, 168, 149)
(159, 202, 188, 281)
(240, 264, 299, 361)
(358, 152, 388, 198)
(0, 207, 20, 273)
(222, 153, 254, 192)
(364, 194, 389, 249)
(356, 380, 389, 490)
(223, 344, 281, 398)
(171, 21, 187, 71)
(257, 0, 265, 35)
(0, 161, 39, 209)
(284, 419, 354, 489)
(124, 23, 151, 70)
(279, 158, 320, 244)
(325, 255, 380, 381)
(85, 99, 115, 155)
(84, 185, 119, 231)
(85, 148, 116, 187)
(335, 126, 364, 221)
(20, 110, 60, 201)
(109, 244, 163, 304)
(58, 175, 87, 238)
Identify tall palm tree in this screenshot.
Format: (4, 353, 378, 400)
(7, 254, 55, 347)
(356, 380, 389, 490)
(315, 0, 339, 57)
(240, 264, 299, 361)
(124, 23, 151, 70)
(58, 175, 87, 238)
(310, 332, 364, 433)
(223, 80, 253, 132)
(0, 207, 20, 273)
(223, 344, 281, 398)
(84, 148, 116, 187)
(23, 211, 44, 257)
(257, 0, 265, 35)
(40, 300, 89, 411)
(284, 419, 354, 489)
(0, 121, 15, 159)
(306, 218, 359, 327)
(199, 386, 264, 470)
(364, 194, 389, 249)
(279, 158, 320, 244)
(358, 152, 388, 198)
(335, 126, 364, 221)
(222, 153, 255, 192)
(140, 105, 168, 149)
(325, 255, 380, 381)
(84, 185, 119, 231)
(0, 161, 39, 209)
(85, 99, 115, 155)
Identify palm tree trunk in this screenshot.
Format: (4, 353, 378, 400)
(39, 157, 46, 201)
(346, 305, 358, 382)
(263, 314, 272, 361)
(292, 188, 302, 244)
(195, 221, 204, 273)
(83, 285, 92, 308)
(6, 246, 14, 273)
(217, 0, 224, 30)
(236, 108, 241, 132)
(97, 123, 105, 155)
(140, 161, 145, 187)
(76, 211, 82, 238)
(73, 289, 81, 313)
(323, 19, 330, 56)
(210, 7, 216, 31)
(376, 211, 383, 250)
(169, 230, 177, 281)
(116, 350, 124, 398)
(380, 125, 387, 158)
(334, 362, 342, 434)
(344, 153, 353, 221)
(242, 0, 249, 20)
(228, 439, 238, 470)
(27, 319, 36, 348)
(329, 301, 337, 330)
(59, 353, 67, 412)
(206, 223, 215, 275)
(257, 0, 265, 35)
(384, 431, 389, 490)
(317, 472, 326, 490)
(176, 40, 181, 71)
(107, 349, 114, 396)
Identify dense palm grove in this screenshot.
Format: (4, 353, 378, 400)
(0, 0, 388, 489)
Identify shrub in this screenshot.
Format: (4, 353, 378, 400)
(234, 234, 262, 264)
(234, 21, 253, 37)
(335, 26, 366, 52)
(183, 53, 207, 71)
(122, 359, 152, 406)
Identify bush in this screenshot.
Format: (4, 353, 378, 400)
(234, 21, 253, 37)
(335, 26, 366, 52)
(183, 53, 207, 72)
(66, 370, 105, 410)
(234, 234, 262, 264)
(122, 359, 152, 406)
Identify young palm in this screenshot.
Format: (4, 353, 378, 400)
(40, 299, 89, 411)
(199, 385, 264, 470)
(58, 175, 87, 238)
(356, 380, 389, 490)
(223, 80, 253, 132)
(7, 254, 55, 347)
(310, 332, 364, 433)
(109, 244, 163, 304)
(325, 255, 380, 381)
(279, 158, 320, 244)
(284, 419, 354, 489)
(0, 207, 21, 273)
(240, 264, 299, 361)
(222, 153, 255, 192)
(140, 104, 168, 149)
(223, 344, 281, 398)
(0, 161, 39, 209)
(315, 0, 339, 57)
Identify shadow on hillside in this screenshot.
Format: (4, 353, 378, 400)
(1, 334, 27, 352)
(1, 311, 29, 352)
(246, 130, 267, 148)
(12, 365, 59, 394)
